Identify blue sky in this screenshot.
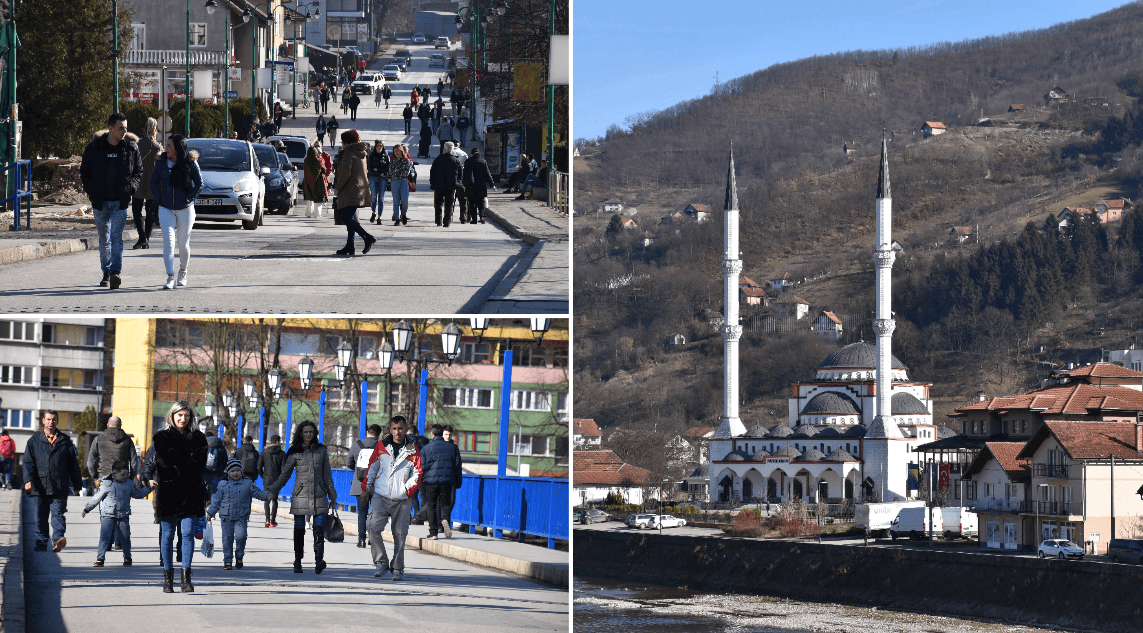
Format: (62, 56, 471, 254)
(573, 0, 1134, 140)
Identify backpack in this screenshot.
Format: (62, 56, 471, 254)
(204, 446, 223, 475)
(354, 440, 373, 480)
(240, 447, 259, 476)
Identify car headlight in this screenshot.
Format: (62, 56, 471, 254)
(268, 177, 283, 187)
(233, 176, 258, 194)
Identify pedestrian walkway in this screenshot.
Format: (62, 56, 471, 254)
(16, 494, 566, 632)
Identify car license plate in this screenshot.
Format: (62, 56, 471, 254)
(199, 198, 222, 206)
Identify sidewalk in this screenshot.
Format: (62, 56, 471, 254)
(0, 205, 138, 266)
(480, 192, 569, 314)
(0, 491, 23, 633)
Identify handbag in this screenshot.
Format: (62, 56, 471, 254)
(200, 520, 215, 558)
(408, 177, 417, 193)
(326, 506, 345, 543)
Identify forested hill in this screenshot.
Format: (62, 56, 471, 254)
(574, 3, 1143, 477)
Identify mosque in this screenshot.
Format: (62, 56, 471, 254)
(707, 139, 946, 504)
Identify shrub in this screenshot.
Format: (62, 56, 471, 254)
(726, 509, 765, 538)
(119, 102, 164, 138)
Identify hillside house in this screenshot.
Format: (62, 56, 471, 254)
(684, 204, 711, 222)
(573, 418, 603, 449)
(769, 272, 792, 291)
(740, 285, 769, 306)
(659, 210, 685, 225)
(618, 218, 638, 231)
(950, 226, 973, 243)
(639, 231, 654, 249)
(603, 199, 623, 213)
(573, 147, 581, 157)
(922, 121, 947, 138)
(843, 141, 860, 155)
(775, 295, 811, 320)
(811, 311, 844, 341)
(1008, 104, 1025, 113)
(668, 333, 686, 347)
(574, 449, 658, 505)
(1055, 206, 1115, 228)
(892, 239, 905, 253)
(1093, 199, 1129, 223)
(1044, 86, 1068, 105)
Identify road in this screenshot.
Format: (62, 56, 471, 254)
(23, 497, 568, 632)
(0, 43, 568, 314)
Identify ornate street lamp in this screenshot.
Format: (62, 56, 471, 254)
(267, 367, 283, 398)
(298, 356, 315, 390)
(441, 322, 462, 359)
(531, 317, 551, 345)
(392, 320, 414, 355)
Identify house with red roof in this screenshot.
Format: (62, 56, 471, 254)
(574, 449, 659, 505)
(684, 204, 711, 222)
(922, 121, 947, 138)
(573, 418, 602, 449)
(811, 310, 843, 341)
(962, 442, 1031, 549)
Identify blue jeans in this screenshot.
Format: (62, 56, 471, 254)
(357, 494, 370, 537)
(35, 495, 68, 546)
(522, 175, 544, 197)
(97, 517, 132, 561)
(390, 178, 409, 220)
(369, 177, 388, 217)
(160, 516, 197, 569)
(220, 518, 248, 563)
(0, 457, 12, 487)
(293, 513, 325, 530)
(94, 200, 127, 274)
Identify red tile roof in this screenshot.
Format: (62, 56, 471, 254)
(574, 418, 602, 437)
(1063, 362, 1143, 379)
(820, 311, 842, 325)
(771, 272, 790, 282)
(740, 276, 761, 288)
(741, 287, 768, 298)
(1019, 422, 1143, 461)
(688, 204, 711, 212)
(964, 441, 1030, 481)
(950, 382, 1143, 416)
(574, 450, 658, 485)
(952, 226, 972, 235)
(1101, 199, 1127, 209)
(684, 426, 715, 438)
(924, 121, 947, 129)
(778, 295, 810, 305)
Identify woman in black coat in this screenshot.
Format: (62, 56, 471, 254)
(463, 148, 495, 224)
(268, 420, 336, 574)
(418, 121, 433, 158)
(150, 400, 208, 593)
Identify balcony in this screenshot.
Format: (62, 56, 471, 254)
(1020, 500, 1079, 516)
(970, 499, 1023, 513)
(124, 50, 226, 66)
(1033, 463, 1068, 478)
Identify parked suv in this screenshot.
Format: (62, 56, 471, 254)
(351, 73, 385, 94)
(1107, 539, 1143, 564)
(435, 36, 451, 49)
(185, 138, 267, 230)
(624, 514, 654, 529)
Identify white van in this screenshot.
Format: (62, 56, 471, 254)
(889, 506, 944, 540)
(940, 507, 979, 537)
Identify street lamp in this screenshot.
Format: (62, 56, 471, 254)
(287, 9, 310, 119)
(470, 318, 489, 344)
(531, 317, 551, 345)
(298, 356, 315, 390)
(267, 367, 283, 398)
(222, 388, 235, 410)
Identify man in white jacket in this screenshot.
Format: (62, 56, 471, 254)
(364, 416, 422, 581)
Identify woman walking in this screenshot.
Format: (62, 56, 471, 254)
(411, 87, 420, 107)
(268, 420, 336, 574)
(316, 115, 327, 147)
(150, 401, 208, 593)
(389, 144, 413, 225)
(302, 146, 330, 218)
(149, 135, 204, 290)
(326, 115, 340, 145)
(367, 140, 390, 224)
(332, 130, 376, 255)
(462, 147, 494, 224)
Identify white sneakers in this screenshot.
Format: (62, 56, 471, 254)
(177, 270, 188, 286)
(163, 275, 176, 290)
(163, 271, 187, 289)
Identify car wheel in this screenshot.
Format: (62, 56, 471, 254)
(1037, 551, 1046, 558)
(1113, 555, 1121, 563)
(1058, 552, 1065, 560)
(242, 203, 260, 230)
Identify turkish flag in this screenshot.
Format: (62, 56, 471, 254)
(938, 464, 951, 490)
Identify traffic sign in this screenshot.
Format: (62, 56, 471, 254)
(227, 91, 238, 99)
(274, 60, 294, 67)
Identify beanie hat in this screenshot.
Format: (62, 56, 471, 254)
(226, 457, 243, 473)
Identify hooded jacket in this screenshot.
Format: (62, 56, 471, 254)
(84, 475, 150, 518)
(87, 426, 140, 480)
(463, 155, 494, 198)
(420, 436, 463, 487)
(334, 141, 371, 209)
(149, 150, 204, 210)
(363, 434, 422, 502)
(0, 435, 14, 459)
(80, 130, 143, 210)
(437, 121, 453, 142)
(259, 444, 286, 486)
(207, 458, 271, 521)
(22, 430, 82, 497)
(269, 441, 336, 516)
(152, 426, 208, 519)
(202, 435, 228, 484)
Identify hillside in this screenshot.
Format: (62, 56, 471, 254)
(573, 3, 1143, 477)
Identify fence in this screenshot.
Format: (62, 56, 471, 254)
(549, 170, 568, 215)
(272, 468, 568, 547)
(3, 160, 33, 230)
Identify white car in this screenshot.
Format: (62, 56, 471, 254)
(351, 73, 385, 94)
(185, 139, 267, 230)
(412, 33, 427, 43)
(429, 53, 445, 68)
(1037, 539, 1084, 560)
(435, 36, 451, 49)
(381, 65, 402, 81)
(649, 515, 687, 529)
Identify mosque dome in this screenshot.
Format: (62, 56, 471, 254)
(818, 342, 907, 371)
(892, 392, 929, 415)
(800, 392, 861, 416)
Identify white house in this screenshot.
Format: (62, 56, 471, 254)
(574, 449, 657, 505)
(811, 311, 843, 341)
(573, 418, 602, 449)
(922, 121, 947, 138)
(1108, 348, 1143, 373)
(684, 204, 710, 222)
(603, 200, 623, 213)
(774, 296, 811, 320)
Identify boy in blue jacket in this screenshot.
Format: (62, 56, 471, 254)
(207, 457, 273, 570)
(82, 460, 152, 567)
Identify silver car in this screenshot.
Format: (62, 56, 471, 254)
(186, 139, 268, 230)
(382, 65, 402, 81)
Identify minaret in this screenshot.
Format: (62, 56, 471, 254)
(712, 145, 747, 449)
(865, 134, 907, 502)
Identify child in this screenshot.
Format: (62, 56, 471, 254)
(82, 460, 151, 567)
(206, 457, 272, 570)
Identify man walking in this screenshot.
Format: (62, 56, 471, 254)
(430, 142, 463, 227)
(348, 93, 361, 122)
(462, 147, 494, 225)
(23, 410, 83, 552)
(87, 416, 141, 550)
(259, 435, 286, 527)
(349, 424, 381, 548)
(437, 118, 454, 156)
(79, 112, 142, 290)
(381, 84, 392, 109)
(420, 424, 462, 539)
(402, 104, 414, 134)
(455, 113, 469, 146)
(235, 436, 261, 482)
(364, 416, 422, 581)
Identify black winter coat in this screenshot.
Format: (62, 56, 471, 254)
(79, 131, 143, 210)
(22, 431, 82, 497)
(367, 150, 390, 178)
(87, 427, 140, 480)
(152, 427, 208, 519)
(418, 104, 432, 121)
(420, 437, 462, 487)
(259, 445, 286, 486)
(429, 153, 463, 191)
(463, 156, 495, 198)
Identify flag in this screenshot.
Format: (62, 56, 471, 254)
(512, 62, 543, 102)
(938, 464, 951, 491)
(907, 463, 920, 490)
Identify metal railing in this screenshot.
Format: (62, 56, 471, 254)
(3, 160, 33, 231)
(1030, 500, 1078, 516)
(124, 49, 227, 66)
(271, 468, 568, 547)
(1033, 463, 1069, 478)
(549, 170, 568, 215)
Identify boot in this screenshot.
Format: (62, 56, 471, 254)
(180, 568, 193, 593)
(162, 569, 174, 593)
(313, 523, 327, 574)
(293, 527, 305, 573)
(357, 535, 367, 548)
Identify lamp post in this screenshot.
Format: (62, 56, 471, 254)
(113, 0, 119, 112)
(204, 0, 232, 137)
(247, 3, 278, 124)
(185, 0, 191, 136)
(288, 10, 310, 119)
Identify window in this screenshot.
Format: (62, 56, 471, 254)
(388, 383, 412, 411)
(556, 392, 568, 420)
(190, 23, 207, 46)
(323, 335, 342, 356)
(2, 410, 33, 428)
(327, 0, 361, 11)
(43, 324, 99, 346)
(1133, 361, 1142, 372)
(0, 365, 34, 385)
(457, 431, 492, 453)
(441, 386, 494, 408)
(155, 324, 203, 348)
(40, 368, 98, 389)
(510, 434, 548, 456)
(0, 321, 33, 341)
(500, 344, 547, 367)
(510, 389, 550, 411)
(459, 342, 490, 364)
(325, 379, 361, 411)
(552, 346, 568, 368)
(554, 436, 568, 466)
(357, 336, 376, 360)
(965, 481, 977, 500)
(279, 333, 320, 356)
(1003, 420, 1009, 434)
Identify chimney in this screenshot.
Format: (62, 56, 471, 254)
(976, 390, 987, 403)
(1068, 362, 1075, 370)
(1136, 422, 1142, 453)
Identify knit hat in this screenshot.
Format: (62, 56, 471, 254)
(226, 457, 243, 473)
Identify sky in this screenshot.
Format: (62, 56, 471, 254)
(573, 0, 1135, 141)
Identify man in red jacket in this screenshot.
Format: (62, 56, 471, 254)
(362, 416, 422, 581)
(0, 429, 15, 490)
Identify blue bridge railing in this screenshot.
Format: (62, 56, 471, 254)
(266, 469, 568, 548)
(2, 160, 33, 231)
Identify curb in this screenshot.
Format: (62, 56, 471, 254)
(0, 492, 25, 633)
(262, 502, 567, 588)
(483, 201, 542, 246)
(0, 229, 140, 266)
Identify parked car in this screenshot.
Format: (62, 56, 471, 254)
(394, 49, 412, 65)
(412, 33, 427, 44)
(265, 134, 311, 172)
(1038, 539, 1084, 560)
(185, 138, 267, 230)
(1107, 539, 1143, 564)
(429, 53, 445, 68)
(251, 143, 293, 215)
(381, 65, 402, 81)
(624, 514, 655, 529)
(351, 73, 385, 94)
(649, 515, 686, 528)
(435, 36, 451, 49)
(579, 509, 610, 524)
(278, 152, 298, 205)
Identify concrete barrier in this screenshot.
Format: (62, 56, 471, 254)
(574, 529, 1143, 632)
(0, 239, 97, 266)
(0, 491, 25, 633)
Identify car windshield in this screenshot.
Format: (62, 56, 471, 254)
(253, 145, 278, 170)
(280, 141, 307, 159)
(189, 141, 251, 172)
(1057, 540, 1077, 548)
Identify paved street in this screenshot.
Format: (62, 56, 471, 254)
(23, 496, 568, 632)
(0, 43, 568, 314)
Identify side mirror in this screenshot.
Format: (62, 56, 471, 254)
(261, 167, 271, 176)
